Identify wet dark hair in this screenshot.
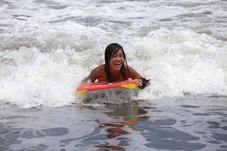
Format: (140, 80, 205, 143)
(104, 43, 129, 82)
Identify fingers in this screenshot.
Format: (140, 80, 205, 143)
(133, 78, 143, 86)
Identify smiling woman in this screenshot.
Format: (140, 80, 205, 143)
(81, 43, 150, 89)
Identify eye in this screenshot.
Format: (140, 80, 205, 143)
(112, 54, 117, 58)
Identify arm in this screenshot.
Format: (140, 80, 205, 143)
(81, 65, 104, 83)
(127, 66, 150, 88)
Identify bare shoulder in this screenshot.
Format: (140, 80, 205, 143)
(88, 64, 105, 81)
(91, 64, 105, 73)
(125, 65, 143, 79)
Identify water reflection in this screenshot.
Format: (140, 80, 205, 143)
(60, 102, 149, 150)
(99, 102, 207, 150)
(2, 98, 226, 150)
(61, 101, 210, 150)
(92, 102, 148, 150)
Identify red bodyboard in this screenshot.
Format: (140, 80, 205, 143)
(77, 81, 137, 95)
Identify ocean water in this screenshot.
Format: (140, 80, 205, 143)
(0, 0, 227, 108)
(0, 0, 227, 150)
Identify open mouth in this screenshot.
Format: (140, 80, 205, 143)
(114, 62, 122, 68)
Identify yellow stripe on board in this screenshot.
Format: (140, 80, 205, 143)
(121, 84, 138, 89)
(77, 90, 87, 95)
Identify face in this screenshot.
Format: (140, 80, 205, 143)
(109, 49, 124, 71)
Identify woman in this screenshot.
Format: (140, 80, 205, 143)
(82, 43, 150, 89)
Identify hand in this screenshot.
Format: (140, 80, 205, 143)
(133, 78, 143, 87)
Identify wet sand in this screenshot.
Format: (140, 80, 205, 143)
(1, 96, 227, 151)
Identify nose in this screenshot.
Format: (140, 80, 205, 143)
(116, 56, 120, 60)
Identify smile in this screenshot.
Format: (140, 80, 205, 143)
(114, 63, 122, 66)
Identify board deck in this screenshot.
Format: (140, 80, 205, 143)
(77, 81, 138, 95)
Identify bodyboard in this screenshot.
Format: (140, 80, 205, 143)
(77, 81, 138, 95)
